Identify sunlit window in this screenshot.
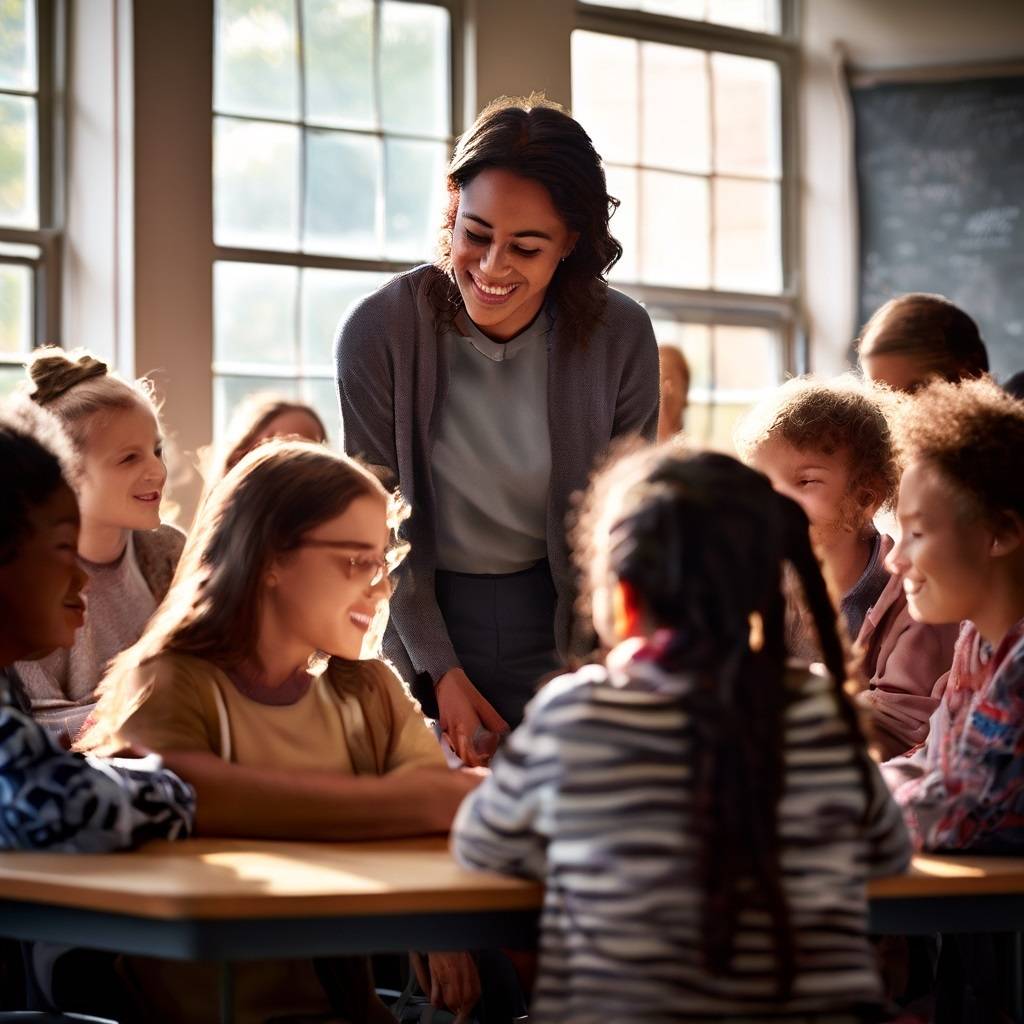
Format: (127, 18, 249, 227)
(572, 31, 781, 294)
(580, 0, 780, 35)
(572, 5, 793, 452)
(0, 0, 41, 395)
(212, 0, 452, 438)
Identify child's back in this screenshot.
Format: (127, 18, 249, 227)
(452, 447, 911, 1023)
(456, 651, 906, 1023)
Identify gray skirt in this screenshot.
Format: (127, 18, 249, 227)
(435, 559, 561, 729)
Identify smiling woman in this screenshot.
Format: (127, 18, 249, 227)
(12, 347, 185, 744)
(335, 94, 660, 763)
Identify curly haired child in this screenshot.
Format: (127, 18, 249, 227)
(735, 376, 958, 759)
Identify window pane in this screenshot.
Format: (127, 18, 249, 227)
(384, 138, 445, 261)
(301, 267, 393, 371)
(641, 43, 708, 175)
(0, 0, 37, 91)
(641, 170, 709, 288)
(580, 0, 780, 32)
(706, 0, 779, 33)
(301, 376, 341, 447)
(0, 263, 31, 353)
(0, 363, 21, 397)
(215, 374, 300, 440)
(214, 117, 299, 249)
(0, 94, 37, 228)
(605, 165, 638, 283)
(304, 130, 379, 256)
(713, 324, 778, 390)
(651, 320, 711, 390)
(571, 32, 638, 166)
(713, 177, 780, 292)
(380, 1, 450, 137)
(712, 52, 780, 177)
(303, 0, 374, 130)
(214, 0, 299, 120)
(214, 261, 298, 365)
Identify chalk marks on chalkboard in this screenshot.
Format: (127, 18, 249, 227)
(852, 69, 1024, 380)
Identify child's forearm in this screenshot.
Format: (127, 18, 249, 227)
(160, 751, 476, 840)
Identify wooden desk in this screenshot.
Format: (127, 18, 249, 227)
(869, 853, 1024, 934)
(0, 836, 542, 960)
(1, 842, 1023, 1020)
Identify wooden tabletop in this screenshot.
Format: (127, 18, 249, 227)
(0, 836, 543, 920)
(0, 840, 1021, 922)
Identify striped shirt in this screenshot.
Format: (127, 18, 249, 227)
(452, 643, 910, 1023)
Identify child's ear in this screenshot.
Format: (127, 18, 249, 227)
(857, 485, 881, 515)
(990, 510, 1024, 558)
(612, 578, 643, 639)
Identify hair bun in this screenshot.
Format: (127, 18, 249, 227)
(28, 347, 109, 406)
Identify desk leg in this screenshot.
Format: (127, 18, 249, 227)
(220, 961, 235, 1024)
(1011, 932, 1023, 1023)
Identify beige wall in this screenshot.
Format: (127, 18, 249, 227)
(800, 0, 1024, 374)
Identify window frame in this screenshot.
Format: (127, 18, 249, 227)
(0, 0, 64, 355)
(211, 0, 464, 417)
(572, 0, 804, 385)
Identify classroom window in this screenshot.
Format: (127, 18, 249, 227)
(651, 318, 779, 450)
(0, 0, 57, 391)
(211, 0, 452, 436)
(572, 3, 797, 450)
(580, 0, 781, 34)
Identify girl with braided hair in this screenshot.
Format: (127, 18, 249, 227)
(14, 347, 184, 744)
(452, 445, 909, 1023)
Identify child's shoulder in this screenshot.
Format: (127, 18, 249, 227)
(133, 523, 186, 598)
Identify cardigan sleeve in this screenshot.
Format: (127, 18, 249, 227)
(610, 297, 660, 443)
(334, 281, 461, 692)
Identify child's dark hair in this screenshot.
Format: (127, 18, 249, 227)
(577, 445, 871, 998)
(857, 293, 989, 383)
(0, 397, 75, 565)
(734, 375, 899, 515)
(426, 92, 622, 349)
(892, 376, 1024, 521)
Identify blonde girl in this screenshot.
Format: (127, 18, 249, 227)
(15, 348, 183, 742)
(79, 440, 481, 1023)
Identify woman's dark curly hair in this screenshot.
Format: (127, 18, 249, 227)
(574, 445, 873, 999)
(425, 92, 622, 349)
(891, 376, 1024, 521)
(734, 375, 900, 518)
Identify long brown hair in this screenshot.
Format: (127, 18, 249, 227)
(79, 440, 406, 754)
(576, 446, 871, 998)
(425, 93, 622, 349)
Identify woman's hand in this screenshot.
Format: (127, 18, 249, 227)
(412, 951, 481, 1024)
(435, 668, 509, 767)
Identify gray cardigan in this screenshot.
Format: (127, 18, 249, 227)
(334, 265, 659, 703)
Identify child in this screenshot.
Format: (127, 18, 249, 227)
(204, 392, 328, 488)
(79, 439, 483, 1023)
(15, 347, 185, 744)
(452, 447, 910, 1023)
(857, 292, 988, 393)
(734, 377, 958, 759)
(0, 395, 194, 852)
(882, 378, 1024, 852)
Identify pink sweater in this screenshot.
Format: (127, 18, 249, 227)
(853, 535, 959, 760)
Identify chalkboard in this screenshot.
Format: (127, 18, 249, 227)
(852, 72, 1024, 380)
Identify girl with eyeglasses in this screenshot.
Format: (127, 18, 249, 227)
(78, 439, 483, 1023)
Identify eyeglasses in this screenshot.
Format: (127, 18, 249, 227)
(297, 540, 400, 587)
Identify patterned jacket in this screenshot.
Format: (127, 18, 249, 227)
(0, 669, 195, 851)
(883, 618, 1024, 852)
